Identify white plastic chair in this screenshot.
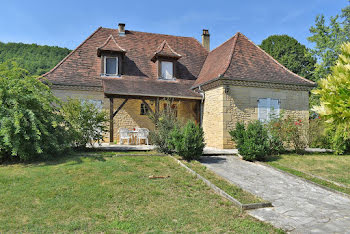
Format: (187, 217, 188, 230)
(119, 128, 131, 144)
(136, 128, 149, 145)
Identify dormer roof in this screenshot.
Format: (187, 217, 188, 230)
(151, 40, 182, 62)
(97, 34, 126, 57)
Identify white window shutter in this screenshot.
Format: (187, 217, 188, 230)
(161, 61, 173, 79)
(270, 99, 280, 119)
(258, 98, 268, 122)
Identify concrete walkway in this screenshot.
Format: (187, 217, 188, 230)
(200, 156, 350, 233)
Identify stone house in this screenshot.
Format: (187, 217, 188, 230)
(43, 23, 315, 149)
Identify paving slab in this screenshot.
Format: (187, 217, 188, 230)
(200, 156, 350, 233)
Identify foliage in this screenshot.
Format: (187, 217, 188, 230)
(149, 101, 180, 154)
(312, 42, 350, 154)
(309, 117, 332, 149)
(260, 35, 316, 80)
(279, 116, 307, 154)
(0, 41, 71, 76)
(61, 98, 108, 148)
(171, 121, 205, 161)
(230, 121, 270, 161)
(308, 3, 350, 81)
(265, 116, 285, 155)
(0, 61, 70, 161)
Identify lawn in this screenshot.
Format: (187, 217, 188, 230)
(0, 152, 281, 233)
(266, 153, 350, 195)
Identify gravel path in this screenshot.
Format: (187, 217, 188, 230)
(200, 156, 350, 233)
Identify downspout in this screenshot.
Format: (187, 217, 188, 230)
(198, 85, 205, 127)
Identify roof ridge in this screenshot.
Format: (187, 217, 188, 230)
(222, 32, 239, 77)
(240, 33, 316, 85)
(102, 27, 196, 39)
(42, 26, 103, 78)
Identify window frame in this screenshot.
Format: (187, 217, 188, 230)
(140, 103, 149, 115)
(258, 98, 280, 122)
(104, 56, 119, 76)
(158, 59, 176, 80)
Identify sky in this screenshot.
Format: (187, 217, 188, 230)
(0, 0, 348, 50)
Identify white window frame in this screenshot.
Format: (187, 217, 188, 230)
(258, 98, 280, 122)
(104, 56, 119, 76)
(160, 61, 174, 80)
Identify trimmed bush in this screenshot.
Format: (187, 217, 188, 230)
(61, 98, 108, 148)
(230, 121, 270, 161)
(172, 121, 205, 161)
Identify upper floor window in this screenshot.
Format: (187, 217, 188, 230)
(161, 61, 174, 80)
(104, 57, 118, 76)
(258, 98, 280, 122)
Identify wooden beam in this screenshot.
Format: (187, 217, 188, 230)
(141, 99, 154, 115)
(155, 97, 160, 120)
(109, 98, 114, 143)
(113, 98, 128, 117)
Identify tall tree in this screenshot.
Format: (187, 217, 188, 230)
(308, 2, 350, 81)
(260, 35, 316, 80)
(312, 42, 350, 154)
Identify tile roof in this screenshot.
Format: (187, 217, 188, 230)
(103, 77, 201, 99)
(151, 40, 182, 62)
(97, 35, 126, 56)
(193, 32, 316, 88)
(42, 27, 208, 95)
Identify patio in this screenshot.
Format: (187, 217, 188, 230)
(92, 143, 238, 155)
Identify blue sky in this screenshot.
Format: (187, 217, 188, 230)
(0, 0, 348, 50)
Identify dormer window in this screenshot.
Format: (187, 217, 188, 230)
(151, 40, 181, 80)
(105, 57, 118, 76)
(97, 34, 126, 77)
(161, 61, 174, 80)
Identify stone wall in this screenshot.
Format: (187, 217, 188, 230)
(202, 86, 225, 148)
(203, 85, 309, 149)
(52, 88, 198, 143)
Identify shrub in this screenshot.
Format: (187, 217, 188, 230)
(149, 101, 179, 154)
(230, 121, 270, 161)
(61, 98, 108, 148)
(266, 117, 285, 155)
(309, 117, 332, 149)
(281, 116, 307, 154)
(0, 61, 70, 161)
(171, 121, 205, 161)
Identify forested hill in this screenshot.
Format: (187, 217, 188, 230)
(0, 41, 71, 76)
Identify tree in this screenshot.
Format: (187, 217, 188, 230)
(0, 41, 71, 76)
(312, 42, 350, 154)
(308, 2, 350, 81)
(260, 35, 316, 80)
(61, 98, 108, 148)
(0, 61, 70, 161)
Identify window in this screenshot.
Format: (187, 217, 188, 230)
(140, 103, 149, 115)
(258, 98, 280, 122)
(161, 61, 173, 79)
(82, 99, 103, 110)
(104, 57, 118, 76)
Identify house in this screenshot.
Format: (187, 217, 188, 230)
(43, 23, 315, 149)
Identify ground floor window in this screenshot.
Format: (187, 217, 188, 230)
(140, 103, 149, 115)
(258, 98, 280, 122)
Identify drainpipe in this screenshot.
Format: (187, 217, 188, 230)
(198, 85, 205, 127)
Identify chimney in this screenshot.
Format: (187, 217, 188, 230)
(118, 23, 125, 36)
(202, 29, 210, 51)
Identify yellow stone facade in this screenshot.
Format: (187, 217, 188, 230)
(52, 88, 198, 143)
(202, 85, 310, 149)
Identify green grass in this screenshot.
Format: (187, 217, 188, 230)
(0, 152, 281, 233)
(175, 156, 265, 204)
(266, 153, 350, 195)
